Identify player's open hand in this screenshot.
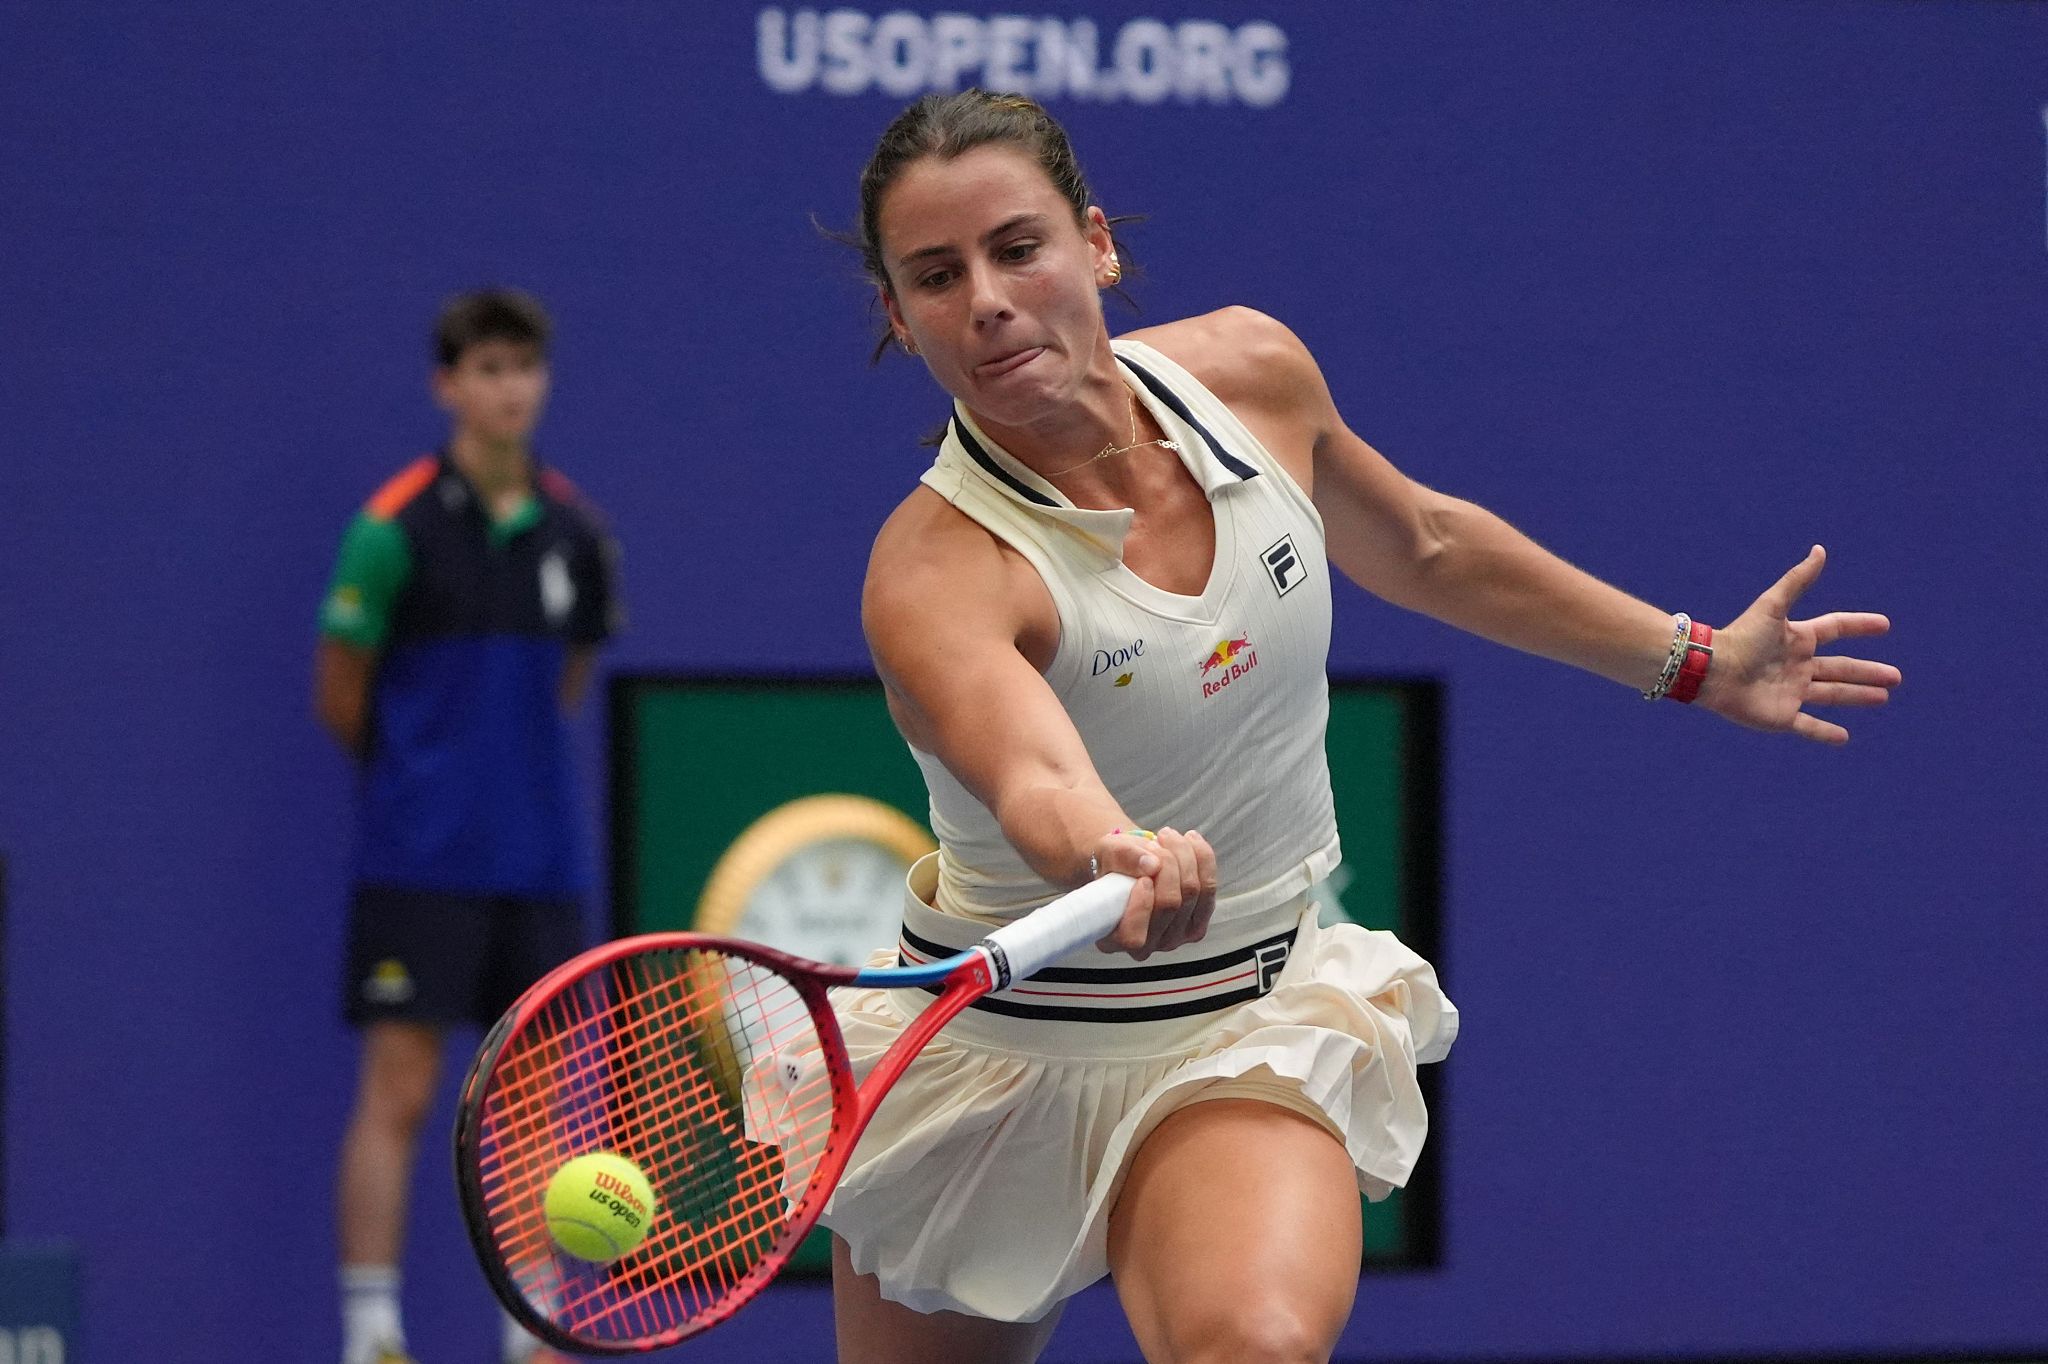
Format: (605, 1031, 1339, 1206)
(1699, 546, 1900, 745)
(1093, 826, 1218, 960)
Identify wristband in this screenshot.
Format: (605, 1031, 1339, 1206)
(1666, 620, 1714, 704)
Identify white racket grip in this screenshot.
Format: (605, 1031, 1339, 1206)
(978, 873, 1136, 986)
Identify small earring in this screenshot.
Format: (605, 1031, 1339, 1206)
(1103, 254, 1123, 287)
(898, 332, 919, 356)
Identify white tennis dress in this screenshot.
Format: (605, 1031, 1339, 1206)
(819, 339, 1458, 1322)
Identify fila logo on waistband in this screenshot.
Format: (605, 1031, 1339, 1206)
(1255, 940, 1290, 994)
(899, 925, 1299, 1022)
(1262, 534, 1304, 597)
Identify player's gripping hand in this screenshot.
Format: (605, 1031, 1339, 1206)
(1092, 826, 1218, 961)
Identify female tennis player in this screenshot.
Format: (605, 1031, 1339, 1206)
(831, 90, 1898, 1364)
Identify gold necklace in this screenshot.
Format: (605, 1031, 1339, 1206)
(1043, 389, 1180, 478)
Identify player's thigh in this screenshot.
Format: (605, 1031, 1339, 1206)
(343, 884, 496, 1029)
(831, 1235, 1064, 1364)
(1108, 1097, 1362, 1364)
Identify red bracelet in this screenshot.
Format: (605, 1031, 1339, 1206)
(1667, 620, 1715, 704)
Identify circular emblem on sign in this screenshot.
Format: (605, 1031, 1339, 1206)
(695, 794, 935, 967)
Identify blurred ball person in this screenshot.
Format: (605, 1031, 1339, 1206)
(316, 289, 622, 1364)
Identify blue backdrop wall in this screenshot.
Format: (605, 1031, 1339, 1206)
(3, 4, 2043, 1362)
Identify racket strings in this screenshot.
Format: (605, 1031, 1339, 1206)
(471, 945, 841, 1344)
(485, 957, 824, 1328)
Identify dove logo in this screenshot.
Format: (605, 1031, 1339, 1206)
(1092, 638, 1145, 678)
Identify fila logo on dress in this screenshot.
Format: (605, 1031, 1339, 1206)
(1262, 534, 1303, 597)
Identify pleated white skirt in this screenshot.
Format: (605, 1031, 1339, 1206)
(808, 855, 1457, 1322)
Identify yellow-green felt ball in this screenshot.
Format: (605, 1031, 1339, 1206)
(544, 1152, 658, 1263)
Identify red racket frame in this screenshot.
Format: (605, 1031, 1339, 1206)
(455, 930, 998, 1354)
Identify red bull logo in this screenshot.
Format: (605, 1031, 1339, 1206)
(1198, 636, 1251, 675)
(1198, 635, 1257, 697)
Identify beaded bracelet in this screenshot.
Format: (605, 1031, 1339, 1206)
(1641, 614, 1693, 701)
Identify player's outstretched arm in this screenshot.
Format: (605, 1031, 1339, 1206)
(1196, 308, 1900, 741)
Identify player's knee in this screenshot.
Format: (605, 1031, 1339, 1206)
(1163, 1299, 1329, 1364)
(357, 1074, 434, 1132)
(357, 1036, 441, 1128)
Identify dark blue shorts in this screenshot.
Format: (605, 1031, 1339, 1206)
(342, 884, 585, 1028)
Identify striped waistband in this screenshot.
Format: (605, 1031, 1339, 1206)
(896, 919, 1297, 1024)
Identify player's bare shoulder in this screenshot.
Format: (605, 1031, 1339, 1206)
(862, 487, 1058, 668)
(864, 487, 981, 632)
(1121, 306, 1313, 400)
(1119, 307, 1331, 483)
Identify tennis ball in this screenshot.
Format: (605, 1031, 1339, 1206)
(544, 1152, 658, 1263)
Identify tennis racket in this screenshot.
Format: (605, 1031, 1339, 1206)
(455, 871, 1137, 1354)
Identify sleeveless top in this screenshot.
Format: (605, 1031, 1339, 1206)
(909, 338, 1342, 926)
